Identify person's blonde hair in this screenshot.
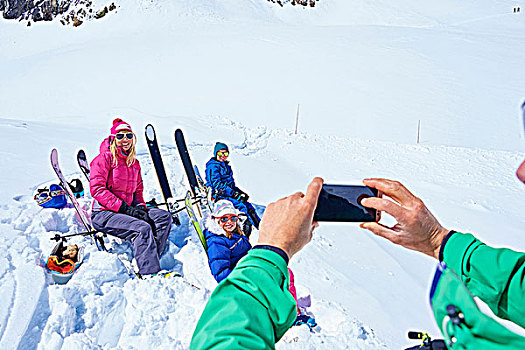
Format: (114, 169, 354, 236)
(110, 134, 136, 167)
(219, 220, 244, 239)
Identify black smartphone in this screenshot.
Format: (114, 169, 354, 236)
(314, 184, 381, 222)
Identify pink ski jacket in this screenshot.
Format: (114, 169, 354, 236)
(288, 268, 300, 315)
(90, 138, 145, 212)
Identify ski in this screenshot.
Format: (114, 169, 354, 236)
(77, 149, 90, 182)
(175, 129, 210, 216)
(145, 124, 173, 203)
(145, 124, 181, 226)
(194, 165, 212, 211)
(175, 129, 199, 198)
(50, 148, 106, 251)
(185, 190, 208, 255)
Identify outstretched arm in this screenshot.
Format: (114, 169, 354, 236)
(441, 232, 525, 328)
(360, 178, 525, 327)
(191, 178, 323, 349)
(360, 178, 449, 259)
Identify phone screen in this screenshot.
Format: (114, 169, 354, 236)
(314, 184, 380, 222)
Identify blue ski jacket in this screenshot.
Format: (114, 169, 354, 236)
(203, 216, 252, 283)
(205, 158, 237, 198)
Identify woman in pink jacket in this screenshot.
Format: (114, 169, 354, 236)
(90, 118, 172, 277)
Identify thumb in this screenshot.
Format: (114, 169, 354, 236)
(360, 222, 399, 244)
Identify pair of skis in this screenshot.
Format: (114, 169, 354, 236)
(145, 125, 210, 254)
(50, 149, 106, 251)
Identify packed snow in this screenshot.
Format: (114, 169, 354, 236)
(1, 0, 524, 349)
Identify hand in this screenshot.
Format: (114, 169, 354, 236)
(134, 206, 157, 233)
(231, 190, 247, 202)
(257, 177, 323, 259)
(119, 201, 148, 221)
(238, 191, 249, 202)
(359, 178, 449, 260)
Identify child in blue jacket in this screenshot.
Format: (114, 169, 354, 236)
(204, 200, 252, 283)
(203, 200, 316, 329)
(205, 142, 261, 234)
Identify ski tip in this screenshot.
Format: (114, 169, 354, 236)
(145, 124, 156, 141)
(77, 149, 87, 161)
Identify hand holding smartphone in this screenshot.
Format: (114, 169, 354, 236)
(314, 184, 382, 222)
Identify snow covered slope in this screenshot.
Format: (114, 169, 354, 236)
(0, 114, 523, 349)
(0, 0, 524, 349)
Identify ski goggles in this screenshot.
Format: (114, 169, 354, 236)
(115, 132, 134, 140)
(217, 151, 229, 157)
(46, 256, 76, 274)
(34, 189, 66, 205)
(218, 215, 239, 223)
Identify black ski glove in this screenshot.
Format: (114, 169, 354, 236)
(236, 189, 249, 202)
(136, 204, 157, 233)
(231, 190, 244, 202)
(119, 201, 149, 222)
(119, 202, 157, 233)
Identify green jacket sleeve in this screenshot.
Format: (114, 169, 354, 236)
(442, 232, 525, 328)
(190, 249, 297, 350)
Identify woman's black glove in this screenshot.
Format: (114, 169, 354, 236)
(119, 201, 149, 221)
(119, 202, 157, 232)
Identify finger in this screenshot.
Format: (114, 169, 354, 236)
(304, 177, 324, 207)
(363, 178, 417, 206)
(361, 197, 404, 219)
(360, 222, 401, 245)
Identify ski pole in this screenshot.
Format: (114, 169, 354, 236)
(170, 198, 204, 215)
(149, 195, 203, 208)
(50, 230, 101, 242)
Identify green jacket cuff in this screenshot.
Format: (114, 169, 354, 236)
(242, 248, 290, 280)
(442, 232, 481, 275)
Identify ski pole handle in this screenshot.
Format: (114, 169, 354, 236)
(408, 331, 424, 339)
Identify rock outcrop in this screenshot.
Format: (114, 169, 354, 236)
(0, 0, 118, 26)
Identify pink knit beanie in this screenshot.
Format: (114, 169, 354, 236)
(110, 118, 132, 136)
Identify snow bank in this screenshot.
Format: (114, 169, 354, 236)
(0, 115, 523, 348)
